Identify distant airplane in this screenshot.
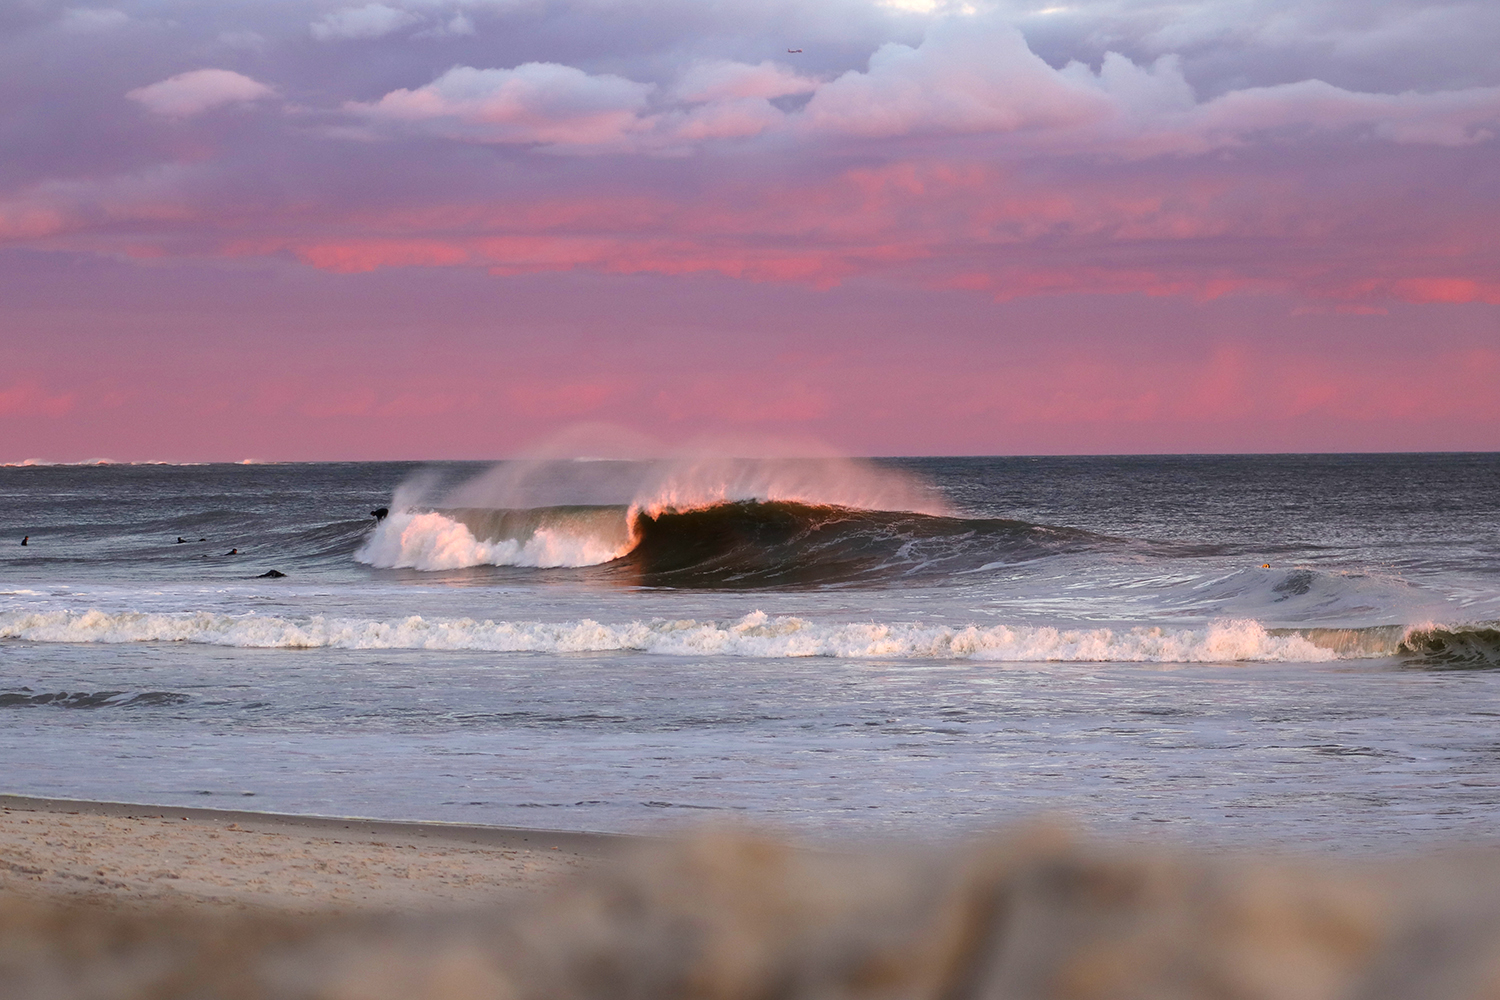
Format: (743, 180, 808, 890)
(787, 48, 802, 53)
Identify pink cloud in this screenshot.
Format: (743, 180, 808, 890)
(2, 14, 1497, 322)
(0, 382, 76, 417)
(664, 98, 785, 141)
(128, 147, 1492, 311)
(348, 63, 653, 146)
(11, 140, 1495, 315)
(673, 60, 819, 102)
(509, 381, 621, 418)
(330, 16, 1500, 156)
(126, 69, 276, 117)
(801, 18, 1112, 137)
(1190, 79, 1500, 149)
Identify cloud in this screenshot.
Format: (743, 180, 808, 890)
(800, 16, 1112, 137)
(1189, 78, 1500, 148)
(126, 69, 276, 117)
(662, 98, 785, 142)
(1013, 0, 1500, 96)
(0, 381, 76, 417)
(57, 8, 130, 32)
(8, 0, 1500, 315)
(674, 60, 820, 103)
(357, 14, 1498, 153)
(348, 63, 654, 146)
(310, 4, 421, 41)
(414, 12, 476, 40)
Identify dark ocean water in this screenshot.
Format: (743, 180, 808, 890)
(1, 454, 1498, 849)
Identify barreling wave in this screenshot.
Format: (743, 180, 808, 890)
(355, 500, 1102, 586)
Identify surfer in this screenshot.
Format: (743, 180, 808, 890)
(371, 507, 389, 522)
(225, 548, 238, 556)
(20, 536, 26, 546)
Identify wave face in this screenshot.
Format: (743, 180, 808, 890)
(1283, 624, 1500, 667)
(355, 500, 1102, 585)
(623, 501, 1098, 586)
(1396, 625, 1500, 667)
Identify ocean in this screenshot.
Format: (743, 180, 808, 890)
(2, 453, 1498, 851)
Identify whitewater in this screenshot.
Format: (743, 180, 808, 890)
(0, 608, 1344, 661)
(2, 453, 1499, 849)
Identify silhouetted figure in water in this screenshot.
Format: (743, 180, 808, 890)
(177, 537, 187, 544)
(20, 536, 26, 546)
(371, 507, 389, 522)
(258, 569, 286, 578)
(224, 548, 238, 556)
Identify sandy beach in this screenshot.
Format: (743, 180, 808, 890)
(0, 794, 619, 913)
(9, 794, 1500, 998)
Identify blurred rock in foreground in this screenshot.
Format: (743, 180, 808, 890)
(5, 827, 1500, 1000)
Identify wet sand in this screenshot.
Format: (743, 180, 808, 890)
(0, 794, 623, 912)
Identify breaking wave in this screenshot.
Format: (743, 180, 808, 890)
(1292, 623, 1500, 667)
(0, 608, 1387, 662)
(352, 453, 1029, 585)
(357, 505, 634, 571)
(356, 500, 1102, 586)
(6, 609, 1493, 664)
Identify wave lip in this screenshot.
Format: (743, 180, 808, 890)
(0, 609, 1339, 663)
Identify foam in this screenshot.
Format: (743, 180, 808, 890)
(0, 609, 1340, 662)
(355, 509, 631, 570)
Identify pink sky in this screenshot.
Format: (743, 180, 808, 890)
(2, 0, 1497, 460)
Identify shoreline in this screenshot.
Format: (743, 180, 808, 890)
(0, 793, 636, 856)
(0, 792, 630, 912)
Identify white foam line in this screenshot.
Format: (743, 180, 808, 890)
(0, 609, 1339, 662)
